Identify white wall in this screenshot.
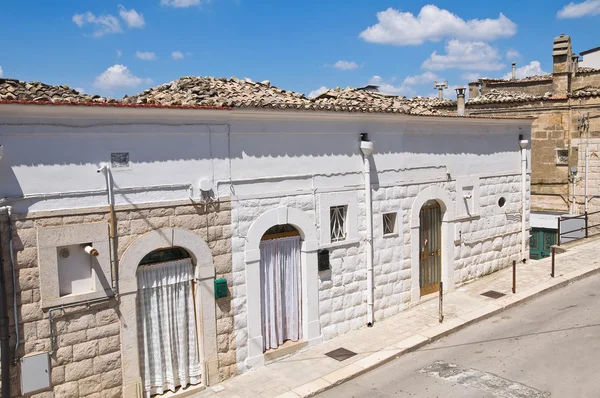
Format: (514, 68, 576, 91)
(581, 49, 600, 69)
(0, 106, 530, 214)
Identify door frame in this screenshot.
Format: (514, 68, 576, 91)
(419, 200, 442, 296)
(409, 186, 456, 304)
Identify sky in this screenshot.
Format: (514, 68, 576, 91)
(0, 0, 598, 99)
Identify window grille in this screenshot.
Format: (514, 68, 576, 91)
(556, 149, 569, 165)
(111, 152, 130, 168)
(383, 213, 397, 235)
(330, 206, 347, 242)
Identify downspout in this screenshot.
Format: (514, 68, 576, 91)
(0, 212, 11, 398)
(98, 165, 119, 296)
(519, 139, 529, 263)
(359, 136, 374, 327)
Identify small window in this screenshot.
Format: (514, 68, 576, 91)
(556, 149, 569, 165)
(330, 206, 347, 242)
(383, 213, 397, 235)
(139, 247, 191, 266)
(111, 152, 130, 169)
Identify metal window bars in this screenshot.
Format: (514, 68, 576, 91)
(383, 213, 396, 235)
(330, 206, 347, 242)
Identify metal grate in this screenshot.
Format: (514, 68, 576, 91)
(481, 290, 506, 299)
(330, 206, 347, 242)
(325, 347, 357, 361)
(383, 213, 397, 235)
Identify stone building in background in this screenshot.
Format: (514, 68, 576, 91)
(465, 34, 600, 259)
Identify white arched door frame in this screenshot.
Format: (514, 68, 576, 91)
(118, 228, 218, 398)
(409, 186, 456, 303)
(243, 206, 321, 370)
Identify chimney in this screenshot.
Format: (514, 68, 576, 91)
(455, 86, 466, 116)
(512, 63, 517, 80)
(552, 33, 573, 96)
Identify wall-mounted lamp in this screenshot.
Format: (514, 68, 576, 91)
(463, 193, 473, 199)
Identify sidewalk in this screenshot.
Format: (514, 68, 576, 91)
(195, 238, 600, 398)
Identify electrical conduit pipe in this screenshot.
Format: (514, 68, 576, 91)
(0, 208, 11, 397)
(519, 139, 529, 262)
(360, 139, 375, 326)
(98, 165, 119, 296)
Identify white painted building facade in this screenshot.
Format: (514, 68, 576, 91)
(0, 104, 531, 397)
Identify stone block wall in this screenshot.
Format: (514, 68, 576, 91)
(231, 175, 527, 374)
(452, 175, 527, 283)
(573, 71, 600, 90)
(0, 198, 234, 397)
(480, 81, 553, 97)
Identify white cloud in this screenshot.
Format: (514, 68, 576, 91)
(74, 87, 85, 94)
(502, 61, 546, 79)
(172, 51, 185, 60)
(0, 66, 3, 78)
(359, 5, 517, 46)
(506, 49, 521, 61)
(331, 60, 360, 70)
(557, 0, 600, 18)
(402, 71, 439, 86)
(117, 50, 122, 59)
(308, 86, 329, 98)
(136, 51, 157, 61)
(368, 75, 415, 96)
(422, 40, 504, 71)
(461, 72, 482, 81)
(93, 64, 152, 91)
(118, 5, 145, 28)
(161, 0, 202, 7)
(72, 12, 122, 37)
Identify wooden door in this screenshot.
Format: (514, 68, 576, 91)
(419, 200, 442, 296)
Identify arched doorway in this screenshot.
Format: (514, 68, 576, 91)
(259, 225, 302, 352)
(419, 200, 442, 296)
(136, 246, 202, 396)
(243, 206, 321, 370)
(118, 228, 218, 397)
(409, 186, 456, 304)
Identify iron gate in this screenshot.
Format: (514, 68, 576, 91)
(419, 200, 442, 296)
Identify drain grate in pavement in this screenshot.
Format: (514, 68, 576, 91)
(481, 290, 506, 299)
(325, 347, 357, 361)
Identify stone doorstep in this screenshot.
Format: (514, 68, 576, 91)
(272, 262, 600, 398)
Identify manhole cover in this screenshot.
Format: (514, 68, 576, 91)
(481, 290, 506, 299)
(325, 347, 357, 361)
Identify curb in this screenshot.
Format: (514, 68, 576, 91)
(278, 263, 600, 398)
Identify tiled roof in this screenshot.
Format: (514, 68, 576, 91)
(1, 76, 456, 116)
(476, 74, 553, 84)
(0, 78, 113, 103)
(467, 89, 554, 105)
(577, 66, 600, 74)
(571, 86, 600, 97)
(311, 87, 455, 115)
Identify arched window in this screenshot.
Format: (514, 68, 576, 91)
(138, 247, 190, 266)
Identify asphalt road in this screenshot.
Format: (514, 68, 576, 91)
(317, 272, 600, 398)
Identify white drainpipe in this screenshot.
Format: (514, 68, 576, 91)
(360, 138, 374, 326)
(519, 139, 529, 262)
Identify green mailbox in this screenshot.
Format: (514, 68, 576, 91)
(214, 278, 228, 299)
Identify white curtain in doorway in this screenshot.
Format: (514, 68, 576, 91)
(260, 236, 302, 351)
(137, 258, 202, 397)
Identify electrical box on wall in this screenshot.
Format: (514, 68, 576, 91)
(214, 278, 228, 299)
(318, 249, 330, 271)
(21, 352, 50, 395)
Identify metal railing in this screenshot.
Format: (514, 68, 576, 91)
(558, 210, 600, 246)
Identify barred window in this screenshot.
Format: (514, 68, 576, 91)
(330, 206, 347, 242)
(556, 149, 569, 165)
(383, 213, 397, 235)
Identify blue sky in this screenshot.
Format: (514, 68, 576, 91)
(0, 0, 598, 98)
